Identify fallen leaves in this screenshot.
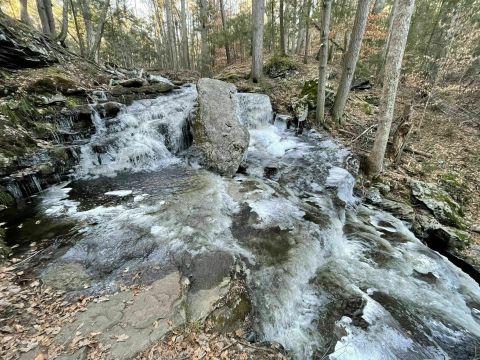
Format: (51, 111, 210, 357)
(114, 334, 129, 342)
(134, 325, 288, 360)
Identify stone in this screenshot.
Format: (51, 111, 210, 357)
(36, 93, 66, 105)
(365, 188, 415, 225)
(118, 78, 147, 88)
(42, 263, 91, 291)
(412, 212, 470, 249)
(96, 101, 124, 118)
(409, 179, 467, 229)
(53, 272, 183, 360)
(192, 78, 249, 176)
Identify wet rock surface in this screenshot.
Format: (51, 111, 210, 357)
(192, 78, 250, 176)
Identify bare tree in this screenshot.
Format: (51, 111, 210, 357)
(252, 0, 265, 82)
(165, 0, 177, 69)
(219, 0, 232, 64)
(198, 0, 210, 75)
(19, 0, 32, 25)
(180, 0, 190, 68)
(36, 0, 56, 36)
(316, 0, 332, 124)
(79, 0, 110, 61)
(279, 0, 286, 56)
(372, 0, 386, 14)
(332, 0, 371, 123)
(376, 0, 398, 84)
(303, 0, 312, 64)
(57, 0, 69, 44)
(367, 0, 416, 175)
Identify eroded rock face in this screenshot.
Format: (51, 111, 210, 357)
(409, 179, 467, 229)
(192, 78, 249, 177)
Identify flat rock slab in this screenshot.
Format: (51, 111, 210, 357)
(54, 272, 182, 360)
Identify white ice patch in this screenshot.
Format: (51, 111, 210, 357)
(249, 197, 305, 230)
(326, 166, 357, 205)
(105, 190, 133, 197)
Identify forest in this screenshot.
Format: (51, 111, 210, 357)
(0, 0, 480, 359)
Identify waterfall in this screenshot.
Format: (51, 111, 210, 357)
(33, 84, 480, 360)
(76, 85, 197, 177)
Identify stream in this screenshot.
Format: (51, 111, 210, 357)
(3, 84, 480, 359)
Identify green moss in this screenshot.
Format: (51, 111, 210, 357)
(0, 190, 15, 207)
(300, 79, 335, 108)
(65, 97, 82, 108)
(452, 229, 470, 244)
(33, 121, 56, 139)
(26, 76, 76, 95)
(264, 55, 297, 77)
(0, 227, 10, 262)
(0, 98, 37, 125)
(361, 101, 373, 115)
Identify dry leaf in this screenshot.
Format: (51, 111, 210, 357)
(114, 334, 129, 342)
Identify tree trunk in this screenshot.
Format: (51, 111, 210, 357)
(19, 0, 32, 25)
(303, 0, 312, 64)
(57, 0, 69, 44)
(180, 0, 190, 68)
(389, 102, 414, 166)
(252, 0, 265, 82)
(372, 0, 386, 14)
(165, 0, 176, 69)
(367, 0, 415, 175)
(36, 0, 53, 36)
(198, 0, 210, 75)
(219, 0, 232, 64)
(279, 0, 286, 56)
(70, 0, 85, 56)
(270, 0, 275, 51)
(316, 0, 332, 125)
(295, 0, 306, 54)
(332, 0, 370, 123)
(376, 0, 398, 84)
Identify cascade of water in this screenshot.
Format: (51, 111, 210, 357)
(35, 84, 480, 360)
(76, 85, 197, 177)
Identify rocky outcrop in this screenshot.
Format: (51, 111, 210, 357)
(0, 13, 65, 69)
(365, 187, 415, 225)
(192, 78, 249, 176)
(409, 179, 467, 229)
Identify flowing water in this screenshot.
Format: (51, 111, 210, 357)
(4, 85, 480, 359)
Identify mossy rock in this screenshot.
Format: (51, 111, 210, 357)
(207, 284, 251, 333)
(264, 55, 297, 78)
(0, 227, 11, 262)
(300, 79, 335, 109)
(409, 179, 467, 230)
(27, 76, 76, 95)
(0, 189, 15, 207)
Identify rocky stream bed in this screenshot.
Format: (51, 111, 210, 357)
(1, 78, 480, 360)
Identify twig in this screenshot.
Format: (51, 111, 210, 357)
(235, 338, 282, 355)
(350, 124, 377, 144)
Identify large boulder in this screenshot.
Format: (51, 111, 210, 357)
(409, 179, 467, 229)
(192, 78, 249, 176)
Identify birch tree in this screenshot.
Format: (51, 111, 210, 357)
(252, 0, 265, 82)
(368, 0, 416, 175)
(332, 0, 370, 123)
(316, 0, 332, 124)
